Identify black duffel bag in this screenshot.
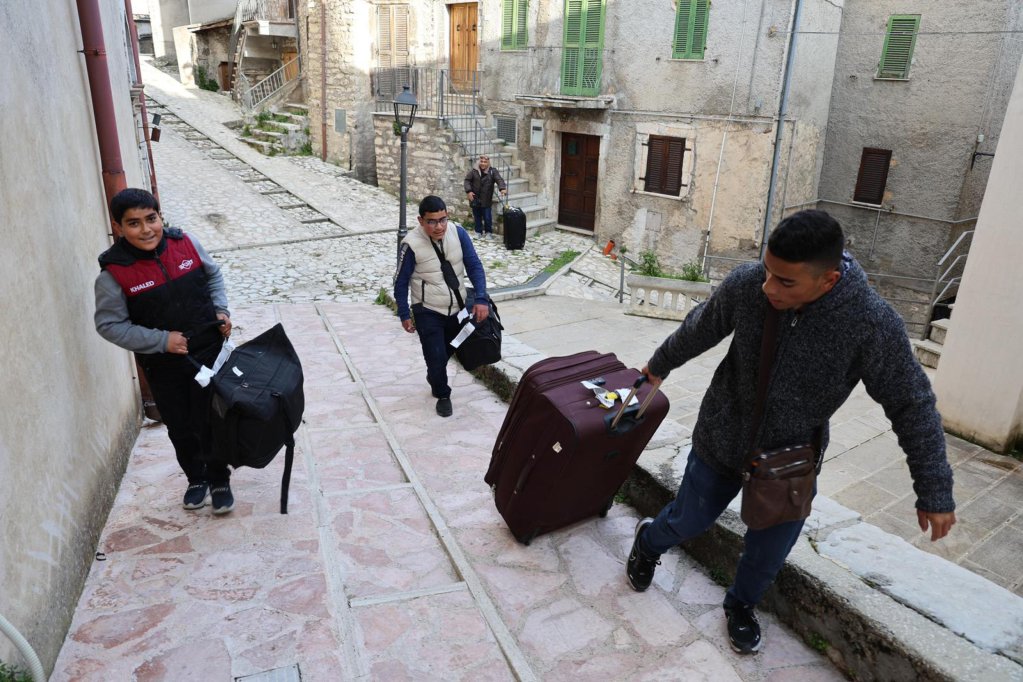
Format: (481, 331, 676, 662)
(455, 297, 503, 371)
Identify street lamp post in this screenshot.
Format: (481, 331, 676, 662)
(393, 84, 419, 264)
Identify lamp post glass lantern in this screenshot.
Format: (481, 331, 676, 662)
(394, 85, 418, 260)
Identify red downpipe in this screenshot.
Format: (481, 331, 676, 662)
(76, 0, 127, 213)
(124, 0, 160, 202)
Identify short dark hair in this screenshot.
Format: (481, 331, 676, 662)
(419, 195, 447, 216)
(768, 210, 844, 271)
(110, 188, 159, 223)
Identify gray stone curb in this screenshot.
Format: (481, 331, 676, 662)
(479, 335, 1023, 682)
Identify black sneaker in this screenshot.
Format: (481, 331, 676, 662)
(626, 517, 660, 592)
(182, 482, 209, 510)
(725, 603, 762, 654)
(436, 397, 453, 417)
(211, 484, 235, 515)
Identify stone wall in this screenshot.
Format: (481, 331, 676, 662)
(373, 115, 474, 222)
(1, 1, 147, 672)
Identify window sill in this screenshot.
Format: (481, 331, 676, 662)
(849, 200, 885, 209)
(874, 76, 910, 82)
(668, 57, 706, 63)
(632, 188, 688, 202)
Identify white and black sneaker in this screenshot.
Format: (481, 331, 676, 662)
(182, 482, 209, 510)
(725, 604, 762, 654)
(626, 517, 661, 592)
(211, 484, 235, 515)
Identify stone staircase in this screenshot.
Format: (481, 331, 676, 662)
(913, 309, 952, 369)
(443, 110, 556, 237)
(239, 102, 309, 156)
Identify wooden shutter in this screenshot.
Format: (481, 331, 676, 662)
(376, 5, 410, 98)
(562, 0, 603, 96)
(644, 136, 686, 196)
(853, 148, 892, 204)
(502, 0, 528, 50)
(673, 0, 709, 60)
(878, 14, 919, 79)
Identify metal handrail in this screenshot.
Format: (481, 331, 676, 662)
(936, 230, 975, 267)
(241, 56, 301, 112)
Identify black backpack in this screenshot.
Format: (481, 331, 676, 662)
(208, 324, 304, 513)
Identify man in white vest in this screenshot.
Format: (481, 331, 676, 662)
(394, 195, 490, 417)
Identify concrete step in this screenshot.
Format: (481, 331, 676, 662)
(912, 339, 942, 369)
(507, 191, 539, 208)
(239, 137, 282, 155)
(506, 178, 530, 194)
(285, 103, 309, 114)
(278, 112, 308, 126)
(250, 129, 284, 142)
(929, 318, 951, 345)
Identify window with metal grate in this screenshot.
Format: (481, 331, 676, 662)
(495, 116, 517, 144)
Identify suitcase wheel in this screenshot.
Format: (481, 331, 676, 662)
(598, 496, 614, 518)
(518, 529, 538, 546)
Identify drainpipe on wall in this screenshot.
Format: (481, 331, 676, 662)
(124, 0, 160, 201)
(76, 0, 127, 212)
(77, 0, 160, 421)
(759, 0, 802, 258)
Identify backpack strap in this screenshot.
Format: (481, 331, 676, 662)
(279, 395, 295, 514)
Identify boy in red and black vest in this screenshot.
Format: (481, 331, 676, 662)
(95, 188, 236, 514)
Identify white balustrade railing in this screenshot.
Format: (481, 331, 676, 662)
(626, 274, 713, 321)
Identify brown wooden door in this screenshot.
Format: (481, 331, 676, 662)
(449, 3, 479, 91)
(281, 49, 299, 80)
(558, 133, 600, 230)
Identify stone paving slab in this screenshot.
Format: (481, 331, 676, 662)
(53, 302, 841, 680)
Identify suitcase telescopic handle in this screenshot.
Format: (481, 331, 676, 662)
(610, 375, 658, 430)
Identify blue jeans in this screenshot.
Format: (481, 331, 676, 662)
(472, 205, 493, 235)
(411, 303, 463, 399)
(641, 450, 805, 608)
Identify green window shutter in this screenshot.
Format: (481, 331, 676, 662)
(502, 0, 515, 49)
(515, 0, 528, 49)
(562, 0, 603, 95)
(878, 14, 920, 79)
(502, 0, 527, 50)
(673, 0, 709, 60)
(562, 0, 584, 93)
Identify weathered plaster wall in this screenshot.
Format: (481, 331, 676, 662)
(477, 0, 840, 272)
(0, 2, 146, 673)
(150, 0, 188, 58)
(186, 0, 234, 25)
(817, 0, 1022, 279)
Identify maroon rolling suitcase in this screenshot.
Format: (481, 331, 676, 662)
(485, 352, 669, 544)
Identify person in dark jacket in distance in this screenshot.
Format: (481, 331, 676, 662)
(94, 188, 236, 514)
(394, 195, 489, 418)
(463, 154, 507, 239)
(625, 210, 956, 655)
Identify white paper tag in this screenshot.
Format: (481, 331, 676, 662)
(232, 366, 244, 377)
(192, 339, 236, 387)
(616, 388, 639, 407)
(450, 321, 476, 349)
(457, 308, 470, 323)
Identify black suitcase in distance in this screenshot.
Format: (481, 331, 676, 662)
(486, 352, 669, 544)
(502, 205, 526, 250)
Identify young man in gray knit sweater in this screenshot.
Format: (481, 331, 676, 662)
(626, 210, 956, 654)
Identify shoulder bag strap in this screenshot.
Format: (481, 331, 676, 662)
(747, 304, 781, 461)
(430, 239, 466, 310)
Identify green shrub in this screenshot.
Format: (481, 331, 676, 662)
(635, 251, 708, 282)
(544, 250, 581, 274)
(637, 251, 664, 277)
(194, 65, 219, 92)
(0, 662, 32, 682)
